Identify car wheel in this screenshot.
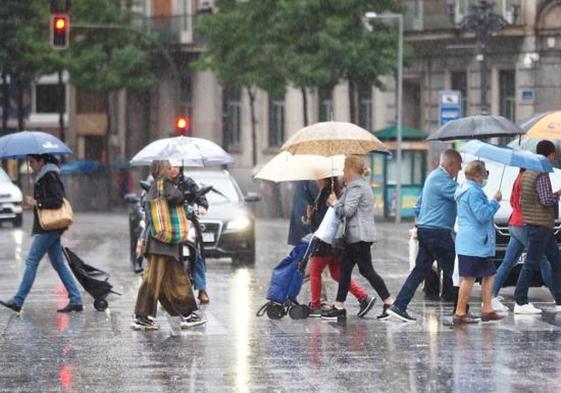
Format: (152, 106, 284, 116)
(13, 214, 23, 228)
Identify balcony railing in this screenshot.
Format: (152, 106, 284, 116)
(401, 0, 518, 32)
(134, 14, 208, 45)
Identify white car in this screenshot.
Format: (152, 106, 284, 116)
(0, 168, 23, 227)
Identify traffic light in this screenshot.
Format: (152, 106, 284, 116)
(50, 14, 69, 49)
(175, 115, 191, 135)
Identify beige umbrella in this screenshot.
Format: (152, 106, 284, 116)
(254, 151, 345, 182)
(281, 121, 390, 156)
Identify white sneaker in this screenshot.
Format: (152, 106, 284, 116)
(513, 303, 542, 314)
(553, 305, 561, 313)
(491, 297, 509, 312)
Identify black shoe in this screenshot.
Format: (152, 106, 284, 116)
(357, 296, 376, 318)
(0, 300, 21, 313)
(377, 304, 391, 320)
(321, 306, 346, 320)
(387, 305, 416, 322)
(57, 303, 84, 313)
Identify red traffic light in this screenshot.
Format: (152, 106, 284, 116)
(175, 115, 191, 135)
(54, 17, 67, 30)
(51, 14, 69, 49)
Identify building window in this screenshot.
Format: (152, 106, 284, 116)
(268, 93, 285, 147)
(318, 87, 333, 122)
(451, 71, 467, 116)
(222, 87, 241, 147)
(499, 69, 515, 121)
(35, 84, 65, 114)
(358, 85, 372, 131)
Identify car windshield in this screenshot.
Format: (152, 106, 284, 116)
(186, 172, 241, 205)
(0, 168, 12, 183)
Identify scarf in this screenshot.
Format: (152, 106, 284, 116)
(34, 163, 60, 184)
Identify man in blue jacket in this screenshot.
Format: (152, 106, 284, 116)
(389, 149, 462, 322)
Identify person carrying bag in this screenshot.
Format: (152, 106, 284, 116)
(132, 160, 205, 331)
(0, 154, 83, 314)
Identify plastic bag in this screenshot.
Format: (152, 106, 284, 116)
(314, 207, 341, 244)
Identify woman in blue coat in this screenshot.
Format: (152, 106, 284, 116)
(454, 160, 504, 324)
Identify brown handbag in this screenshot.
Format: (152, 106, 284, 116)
(37, 198, 74, 230)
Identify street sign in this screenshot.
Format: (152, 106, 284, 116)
(439, 90, 462, 126)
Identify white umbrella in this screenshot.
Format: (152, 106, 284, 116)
(254, 151, 345, 182)
(130, 136, 233, 167)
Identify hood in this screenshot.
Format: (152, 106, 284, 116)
(454, 180, 478, 201)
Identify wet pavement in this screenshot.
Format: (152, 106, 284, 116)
(1, 212, 561, 392)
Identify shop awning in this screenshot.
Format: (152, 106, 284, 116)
(374, 125, 429, 141)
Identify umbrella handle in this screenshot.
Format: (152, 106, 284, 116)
(26, 160, 33, 198)
(499, 165, 506, 190)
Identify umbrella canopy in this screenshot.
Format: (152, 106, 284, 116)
(281, 121, 390, 156)
(130, 136, 233, 167)
(459, 140, 553, 173)
(523, 111, 561, 140)
(254, 152, 345, 183)
(0, 131, 72, 159)
(427, 115, 524, 142)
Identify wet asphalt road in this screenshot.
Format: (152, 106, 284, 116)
(1, 212, 561, 393)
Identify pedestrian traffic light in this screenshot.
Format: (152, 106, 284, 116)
(50, 14, 69, 49)
(175, 115, 190, 135)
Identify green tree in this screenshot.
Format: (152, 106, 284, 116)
(276, 0, 404, 126)
(68, 0, 159, 159)
(194, 0, 285, 166)
(0, 0, 64, 131)
(67, 0, 159, 205)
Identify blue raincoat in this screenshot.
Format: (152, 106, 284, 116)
(454, 180, 500, 258)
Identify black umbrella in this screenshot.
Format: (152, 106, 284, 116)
(427, 115, 524, 142)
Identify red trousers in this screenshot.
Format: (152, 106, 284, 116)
(309, 255, 368, 309)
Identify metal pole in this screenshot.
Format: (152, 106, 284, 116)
(479, 42, 488, 114)
(58, 70, 65, 142)
(395, 15, 403, 224)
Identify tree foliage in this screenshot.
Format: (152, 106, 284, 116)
(68, 0, 158, 93)
(195, 0, 410, 128)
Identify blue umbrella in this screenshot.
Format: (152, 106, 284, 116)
(0, 131, 72, 159)
(460, 140, 553, 187)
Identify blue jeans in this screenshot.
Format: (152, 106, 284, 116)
(493, 225, 552, 297)
(515, 225, 561, 305)
(394, 227, 455, 311)
(12, 232, 82, 306)
(193, 251, 207, 291)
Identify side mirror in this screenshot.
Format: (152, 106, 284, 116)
(139, 180, 151, 191)
(124, 193, 140, 204)
(244, 192, 260, 203)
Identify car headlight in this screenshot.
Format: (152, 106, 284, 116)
(227, 216, 251, 231)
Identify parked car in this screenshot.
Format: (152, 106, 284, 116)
(458, 157, 561, 287)
(0, 168, 23, 227)
(125, 169, 259, 267)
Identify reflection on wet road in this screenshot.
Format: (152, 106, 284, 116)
(1, 212, 561, 392)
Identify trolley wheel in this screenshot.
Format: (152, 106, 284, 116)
(94, 298, 108, 311)
(288, 303, 310, 320)
(266, 303, 286, 320)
